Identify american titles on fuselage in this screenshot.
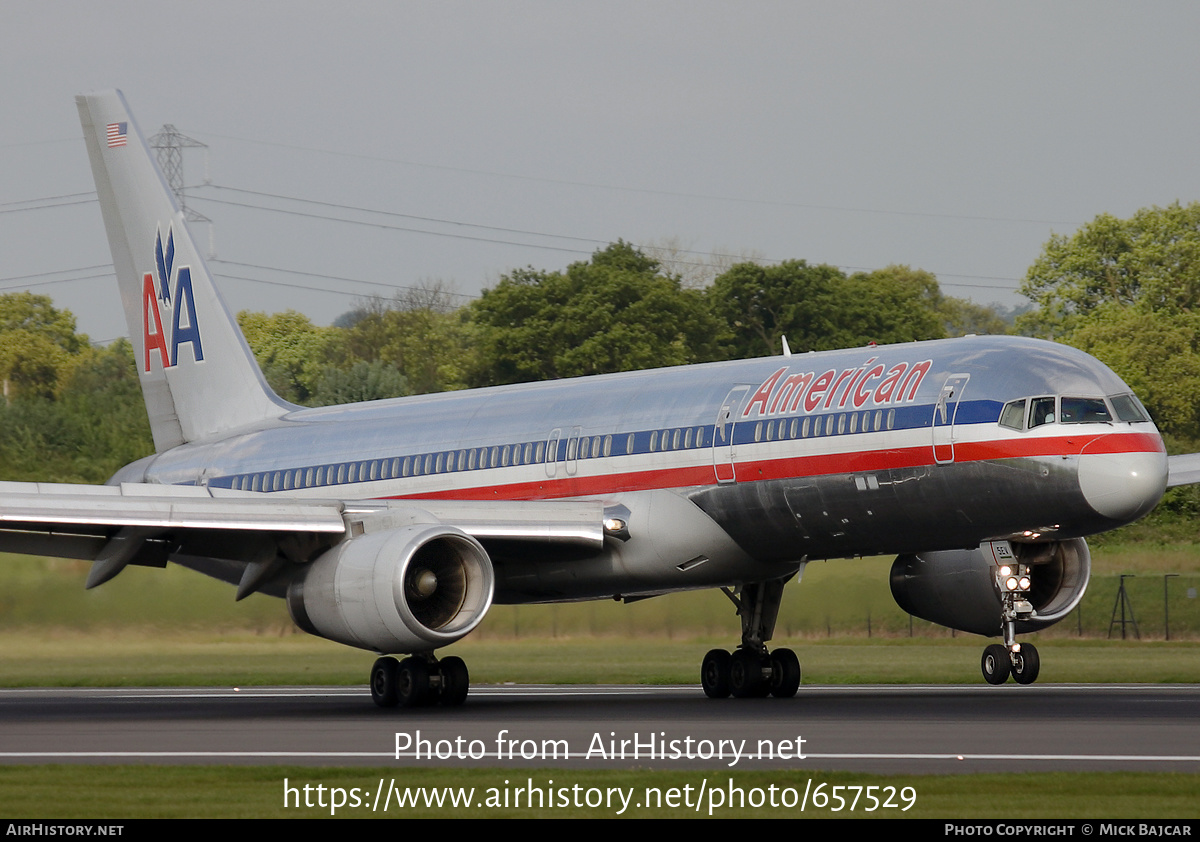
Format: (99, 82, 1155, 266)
(742, 356, 933, 419)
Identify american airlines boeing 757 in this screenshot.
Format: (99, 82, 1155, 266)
(0, 90, 1180, 706)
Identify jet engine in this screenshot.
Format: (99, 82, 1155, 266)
(889, 538, 1090, 637)
(287, 524, 494, 653)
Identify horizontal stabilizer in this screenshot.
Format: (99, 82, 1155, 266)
(1167, 453, 1200, 488)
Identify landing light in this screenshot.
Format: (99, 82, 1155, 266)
(999, 562, 1032, 593)
(602, 504, 632, 542)
(604, 517, 627, 533)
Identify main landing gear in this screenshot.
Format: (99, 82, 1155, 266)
(980, 552, 1041, 685)
(702, 579, 801, 699)
(370, 654, 470, 708)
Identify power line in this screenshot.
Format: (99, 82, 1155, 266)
(194, 189, 1024, 293)
(193, 194, 599, 256)
(0, 265, 111, 284)
(0, 266, 115, 293)
(211, 271, 400, 300)
(0, 192, 96, 208)
(0, 198, 97, 215)
(197, 184, 609, 248)
(202, 131, 1081, 227)
(0, 185, 1026, 296)
(0, 273, 113, 293)
(0, 137, 80, 150)
(210, 261, 480, 300)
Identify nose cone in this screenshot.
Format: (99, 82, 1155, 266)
(1078, 448, 1168, 523)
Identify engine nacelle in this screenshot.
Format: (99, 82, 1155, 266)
(287, 524, 494, 653)
(889, 538, 1090, 637)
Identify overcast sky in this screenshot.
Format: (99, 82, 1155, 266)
(3, 2, 1199, 341)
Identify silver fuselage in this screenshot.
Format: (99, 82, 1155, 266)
(117, 334, 1167, 600)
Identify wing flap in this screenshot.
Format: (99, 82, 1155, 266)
(379, 499, 604, 547)
(0, 482, 347, 533)
(0, 483, 605, 564)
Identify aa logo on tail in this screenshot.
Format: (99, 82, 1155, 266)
(141, 226, 204, 373)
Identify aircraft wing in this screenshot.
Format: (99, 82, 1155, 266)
(1167, 454, 1200, 488)
(0, 480, 605, 595)
(0, 480, 348, 537)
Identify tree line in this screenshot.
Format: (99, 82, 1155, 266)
(237, 240, 1010, 403)
(0, 202, 1197, 485)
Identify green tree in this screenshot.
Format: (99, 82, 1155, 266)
(1019, 202, 1200, 338)
(938, 297, 1011, 338)
(841, 265, 947, 346)
(1018, 202, 1200, 438)
(469, 241, 720, 385)
(0, 295, 151, 481)
(57, 340, 155, 474)
(0, 292, 84, 349)
(0, 292, 88, 401)
(707, 261, 948, 359)
(1063, 305, 1200, 439)
(336, 282, 471, 395)
(237, 310, 337, 404)
(310, 360, 409, 406)
(706, 260, 845, 358)
(0, 340, 153, 483)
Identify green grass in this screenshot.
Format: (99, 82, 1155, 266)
(2, 542, 1200, 686)
(1, 549, 1197, 821)
(1, 631, 1198, 686)
(4, 545, 1200, 643)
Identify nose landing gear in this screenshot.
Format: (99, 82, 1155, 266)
(981, 553, 1042, 685)
(981, 641, 1040, 685)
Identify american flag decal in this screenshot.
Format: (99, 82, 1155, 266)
(106, 122, 127, 148)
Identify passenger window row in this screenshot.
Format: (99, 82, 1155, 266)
(223, 402, 920, 493)
(226, 424, 710, 492)
(754, 409, 896, 442)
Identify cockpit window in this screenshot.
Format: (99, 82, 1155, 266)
(999, 399, 1026, 430)
(1060, 397, 1111, 424)
(1110, 393, 1149, 423)
(1029, 397, 1056, 428)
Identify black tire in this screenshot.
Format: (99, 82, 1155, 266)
(439, 656, 470, 706)
(397, 656, 432, 708)
(370, 656, 399, 708)
(730, 648, 768, 698)
(1012, 643, 1040, 685)
(701, 649, 732, 699)
(768, 648, 802, 698)
(981, 644, 1011, 685)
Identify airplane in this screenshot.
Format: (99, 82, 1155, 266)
(0, 89, 1180, 708)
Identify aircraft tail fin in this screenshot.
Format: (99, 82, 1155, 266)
(77, 90, 290, 451)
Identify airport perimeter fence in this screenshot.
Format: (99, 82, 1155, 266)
(2, 555, 1198, 642)
(472, 573, 1200, 641)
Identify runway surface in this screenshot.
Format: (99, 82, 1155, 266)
(1, 684, 1198, 773)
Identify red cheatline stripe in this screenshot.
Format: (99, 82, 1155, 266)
(386, 431, 1165, 503)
